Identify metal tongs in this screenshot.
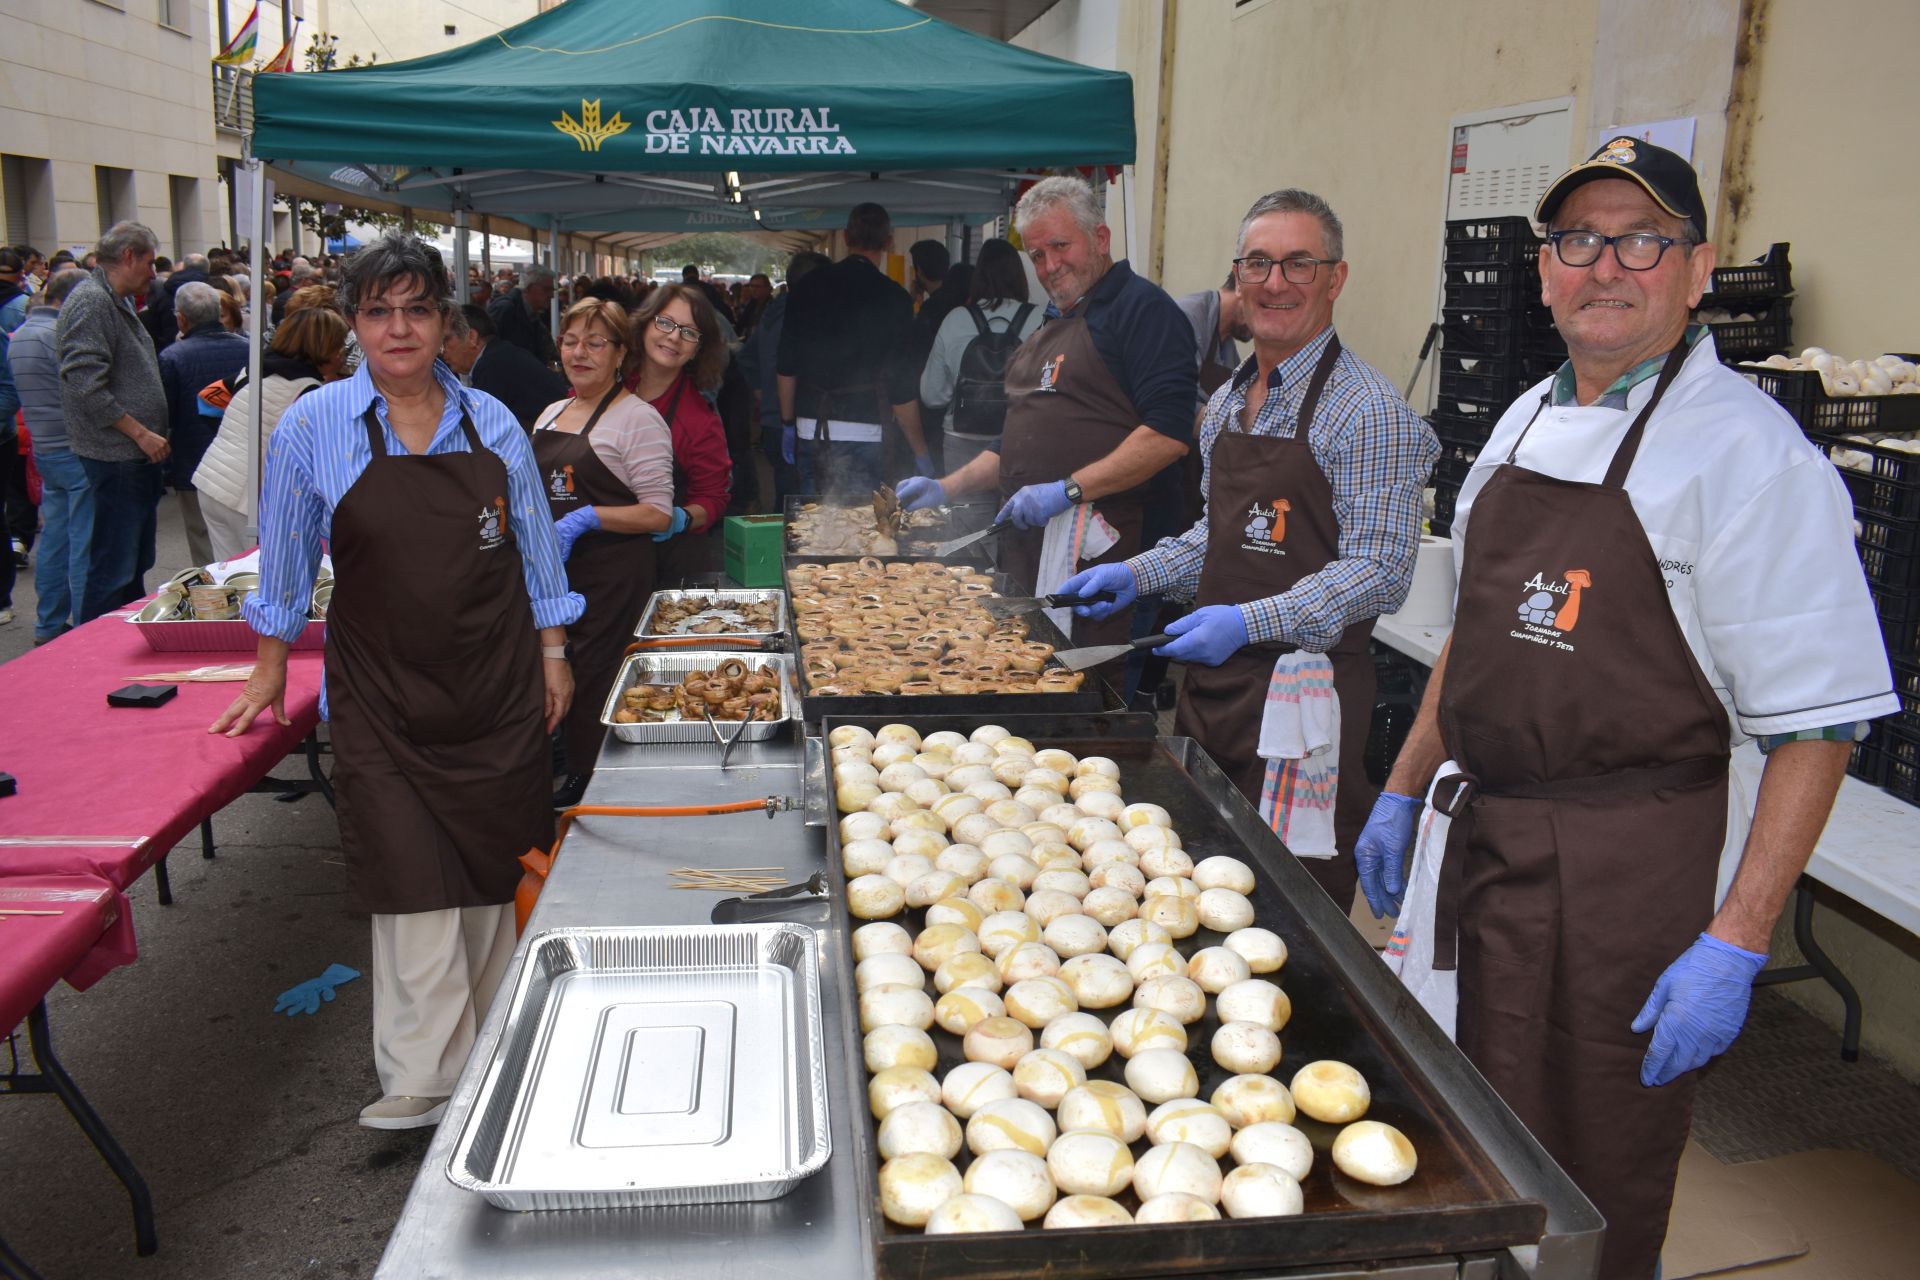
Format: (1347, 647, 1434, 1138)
(701, 702, 760, 770)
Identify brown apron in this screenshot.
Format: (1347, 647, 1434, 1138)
(326, 405, 555, 915)
(1171, 335, 1373, 908)
(997, 306, 1150, 678)
(1434, 339, 1729, 1280)
(533, 385, 658, 773)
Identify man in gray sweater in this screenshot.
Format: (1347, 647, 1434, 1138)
(58, 221, 170, 622)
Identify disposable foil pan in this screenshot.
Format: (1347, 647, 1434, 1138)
(634, 589, 786, 642)
(447, 924, 831, 1210)
(127, 596, 325, 652)
(600, 650, 797, 745)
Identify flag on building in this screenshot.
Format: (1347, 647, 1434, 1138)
(261, 21, 300, 73)
(213, 4, 261, 67)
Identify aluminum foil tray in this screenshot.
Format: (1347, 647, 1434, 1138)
(127, 597, 325, 652)
(447, 924, 830, 1211)
(599, 651, 798, 745)
(634, 589, 786, 642)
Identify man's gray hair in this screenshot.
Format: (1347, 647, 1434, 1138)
(1237, 189, 1344, 263)
(32, 267, 86, 310)
(523, 265, 556, 287)
(175, 281, 223, 330)
(97, 221, 159, 263)
(338, 231, 452, 316)
(183, 253, 210, 272)
(1014, 176, 1105, 240)
(290, 260, 317, 282)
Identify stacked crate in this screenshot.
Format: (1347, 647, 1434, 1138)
(1697, 243, 1794, 361)
(1428, 218, 1566, 535)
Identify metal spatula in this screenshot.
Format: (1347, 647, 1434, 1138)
(931, 518, 1012, 559)
(979, 590, 1117, 619)
(1050, 632, 1177, 671)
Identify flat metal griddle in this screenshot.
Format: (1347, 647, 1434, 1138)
(783, 495, 999, 562)
(817, 712, 1595, 1280)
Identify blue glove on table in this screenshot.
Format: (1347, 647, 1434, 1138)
(1353, 792, 1422, 919)
(553, 506, 601, 561)
(1058, 563, 1139, 620)
(995, 480, 1073, 531)
(913, 453, 938, 478)
(895, 477, 945, 511)
(274, 963, 361, 1017)
(1154, 603, 1249, 667)
(780, 423, 797, 465)
(1631, 932, 1767, 1086)
(651, 506, 690, 542)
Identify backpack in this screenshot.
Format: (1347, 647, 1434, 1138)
(949, 302, 1034, 439)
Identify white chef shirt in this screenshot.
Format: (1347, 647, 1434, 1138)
(1451, 332, 1898, 745)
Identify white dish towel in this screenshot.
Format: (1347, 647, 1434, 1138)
(1380, 761, 1461, 1039)
(1034, 503, 1119, 640)
(1254, 651, 1339, 858)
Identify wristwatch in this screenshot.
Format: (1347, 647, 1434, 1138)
(1063, 478, 1086, 505)
(542, 645, 568, 661)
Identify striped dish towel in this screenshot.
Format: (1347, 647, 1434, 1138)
(1255, 652, 1339, 858)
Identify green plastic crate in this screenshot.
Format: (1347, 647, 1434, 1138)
(724, 514, 785, 587)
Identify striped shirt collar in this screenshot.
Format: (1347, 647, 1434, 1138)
(1549, 322, 1709, 408)
(343, 357, 475, 428)
(1230, 324, 1336, 394)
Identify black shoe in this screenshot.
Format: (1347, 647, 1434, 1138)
(552, 773, 590, 808)
(1153, 679, 1177, 710)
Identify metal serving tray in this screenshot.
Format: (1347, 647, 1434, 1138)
(600, 651, 798, 745)
(818, 713, 1588, 1280)
(634, 589, 787, 643)
(782, 494, 998, 560)
(127, 597, 325, 652)
(447, 924, 831, 1211)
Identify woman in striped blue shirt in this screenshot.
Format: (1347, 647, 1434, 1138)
(211, 232, 583, 1131)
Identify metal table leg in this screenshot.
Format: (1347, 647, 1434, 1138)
(1753, 875, 1863, 1062)
(151, 854, 172, 907)
(2, 1002, 158, 1256)
(0, 1231, 48, 1280)
(200, 816, 216, 860)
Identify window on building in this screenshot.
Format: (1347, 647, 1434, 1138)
(169, 176, 203, 259)
(95, 166, 137, 237)
(3, 154, 56, 249)
(157, 0, 188, 32)
(445, 24, 457, 36)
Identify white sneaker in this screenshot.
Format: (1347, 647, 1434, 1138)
(357, 1094, 450, 1130)
(0, 608, 13, 626)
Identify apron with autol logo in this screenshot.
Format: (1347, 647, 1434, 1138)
(326, 405, 554, 915)
(1172, 335, 1374, 905)
(1433, 338, 1728, 1280)
(998, 305, 1150, 675)
(533, 384, 657, 772)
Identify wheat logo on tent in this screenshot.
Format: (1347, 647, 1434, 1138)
(1516, 569, 1591, 631)
(553, 99, 630, 152)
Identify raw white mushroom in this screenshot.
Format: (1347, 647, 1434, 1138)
(1090, 863, 1150, 901)
(1217, 978, 1291, 1032)
(1031, 845, 1082, 874)
(1059, 953, 1133, 1009)
(1123, 1048, 1200, 1103)
(1146, 1099, 1233, 1158)
(1082, 885, 1142, 927)
(1047, 1130, 1135, 1197)
(1124, 824, 1181, 854)
(848, 871, 906, 920)
(876, 723, 923, 750)
(1133, 1141, 1224, 1204)
(869, 1066, 942, 1119)
(969, 724, 1011, 746)
(1040, 801, 1084, 829)
(904, 778, 950, 810)
(1034, 869, 1093, 901)
(1075, 755, 1122, 780)
(923, 1192, 1023, 1234)
(1134, 1192, 1221, 1223)
(1105, 918, 1171, 961)
(860, 983, 934, 1033)
(911, 754, 955, 783)
(935, 845, 990, 885)
(1056, 1080, 1148, 1143)
(1224, 927, 1288, 974)
(839, 811, 889, 844)
(907, 871, 966, 908)
(1187, 946, 1252, 994)
(836, 761, 881, 789)
(1012, 1047, 1087, 1108)
(856, 951, 925, 993)
(1068, 774, 1122, 802)
(1220, 1163, 1304, 1218)
(1211, 1021, 1282, 1075)
(1015, 785, 1064, 814)
(968, 878, 1027, 915)
(985, 796, 1037, 826)
(963, 1149, 1057, 1220)
(1004, 975, 1078, 1028)
(925, 897, 985, 933)
(995, 735, 1037, 757)
(941, 1061, 1019, 1119)
(891, 829, 948, 862)
(932, 793, 983, 824)
(995, 941, 1062, 984)
(986, 850, 1040, 887)
(1197, 888, 1256, 934)
(878, 1152, 963, 1227)
(1081, 838, 1139, 870)
(1331, 1120, 1418, 1186)
(1133, 975, 1208, 1025)
(1230, 1122, 1314, 1181)
(1139, 847, 1196, 879)
(934, 986, 1006, 1036)
(852, 921, 913, 961)
(1067, 816, 1124, 852)
(913, 923, 981, 971)
(978, 910, 1042, 957)
(884, 852, 935, 888)
(1290, 1060, 1371, 1123)
(880, 761, 929, 792)
(1192, 856, 1255, 894)
(1211, 1074, 1296, 1128)
(877, 1101, 963, 1160)
(894, 811, 947, 836)
(830, 724, 877, 751)
(1143, 875, 1200, 902)
(842, 838, 895, 878)
(1021, 767, 1070, 796)
(837, 779, 882, 813)
(1043, 913, 1107, 957)
(963, 1015, 1035, 1069)
(1042, 1195, 1132, 1228)
(1138, 895, 1200, 939)
(865, 1024, 938, 1074)
(1024, 888, 1084, 929)
(1120, 802, 1172, 829)
(965, 1096, 1057, 1157)
(1039, 1011, 1114, 1070)
(953, 811, 1000, 846)
(1108, 1007, 1188, 1058)
(1073, 790, 1127, 822)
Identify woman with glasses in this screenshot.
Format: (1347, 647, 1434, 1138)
(625, 284, 733, 583)
(533, 297, 675, 799)
(211, 232, 582, 1132)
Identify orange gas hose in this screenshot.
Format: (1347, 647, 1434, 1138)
(622, 636, 767, 656)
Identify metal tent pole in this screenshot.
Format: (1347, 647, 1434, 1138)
(245, 157, 268, 543)
(453, 197, 470, 303)
(548, 220, 561, 335)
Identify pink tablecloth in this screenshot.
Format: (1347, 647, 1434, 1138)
(0, 604, 324, 889)
(0, 873, 139, 1033)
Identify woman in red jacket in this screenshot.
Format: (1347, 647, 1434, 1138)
(626, 284, 732, 584)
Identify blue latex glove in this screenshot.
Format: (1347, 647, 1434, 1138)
(553, 506, 601, 561)
(1353, 792, 1422, 919)
(651, 506, 691, 542)
(995, 480, 1073, 531)
(780, 423, 796, 465)
(913, 453, 938, 478)
(1154, 603, 1249, 667)
(1631, 933, 1767, 1086)
(273, 963, 362, 1017)
(895, 477, 946, 511)
(1059, 563, 1139, 620)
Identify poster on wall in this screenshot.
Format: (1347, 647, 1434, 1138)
(1591, 117, 1696, 160)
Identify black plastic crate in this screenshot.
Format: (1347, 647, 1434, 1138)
(1437, 348, 1531, 385)
(1430, 485, 1458, 538)
(1699, 243, 1792, 305)
(1441, 309, 1527, 354)
(1439, 366, 1534, 405)
(1442, 261, 1536, 312)
(1870, 583, 1920, 660)
(1430, 408, 1498, 450)
(1701, 296, 1793, 358)
(1824, 436, 1920, 522)
(1857, 514, 1920, 590)
(1848, 721, 1889, 786)
(1876, 718, 1920, 808)
(1433, 455, 1475, 490)
(1745, 367, 1920, 438)
(1890, 660, 1920, 724)
(1444, 217, 1543, 266)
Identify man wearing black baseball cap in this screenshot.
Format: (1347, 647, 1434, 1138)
(1358, 138, 1897, 1276)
